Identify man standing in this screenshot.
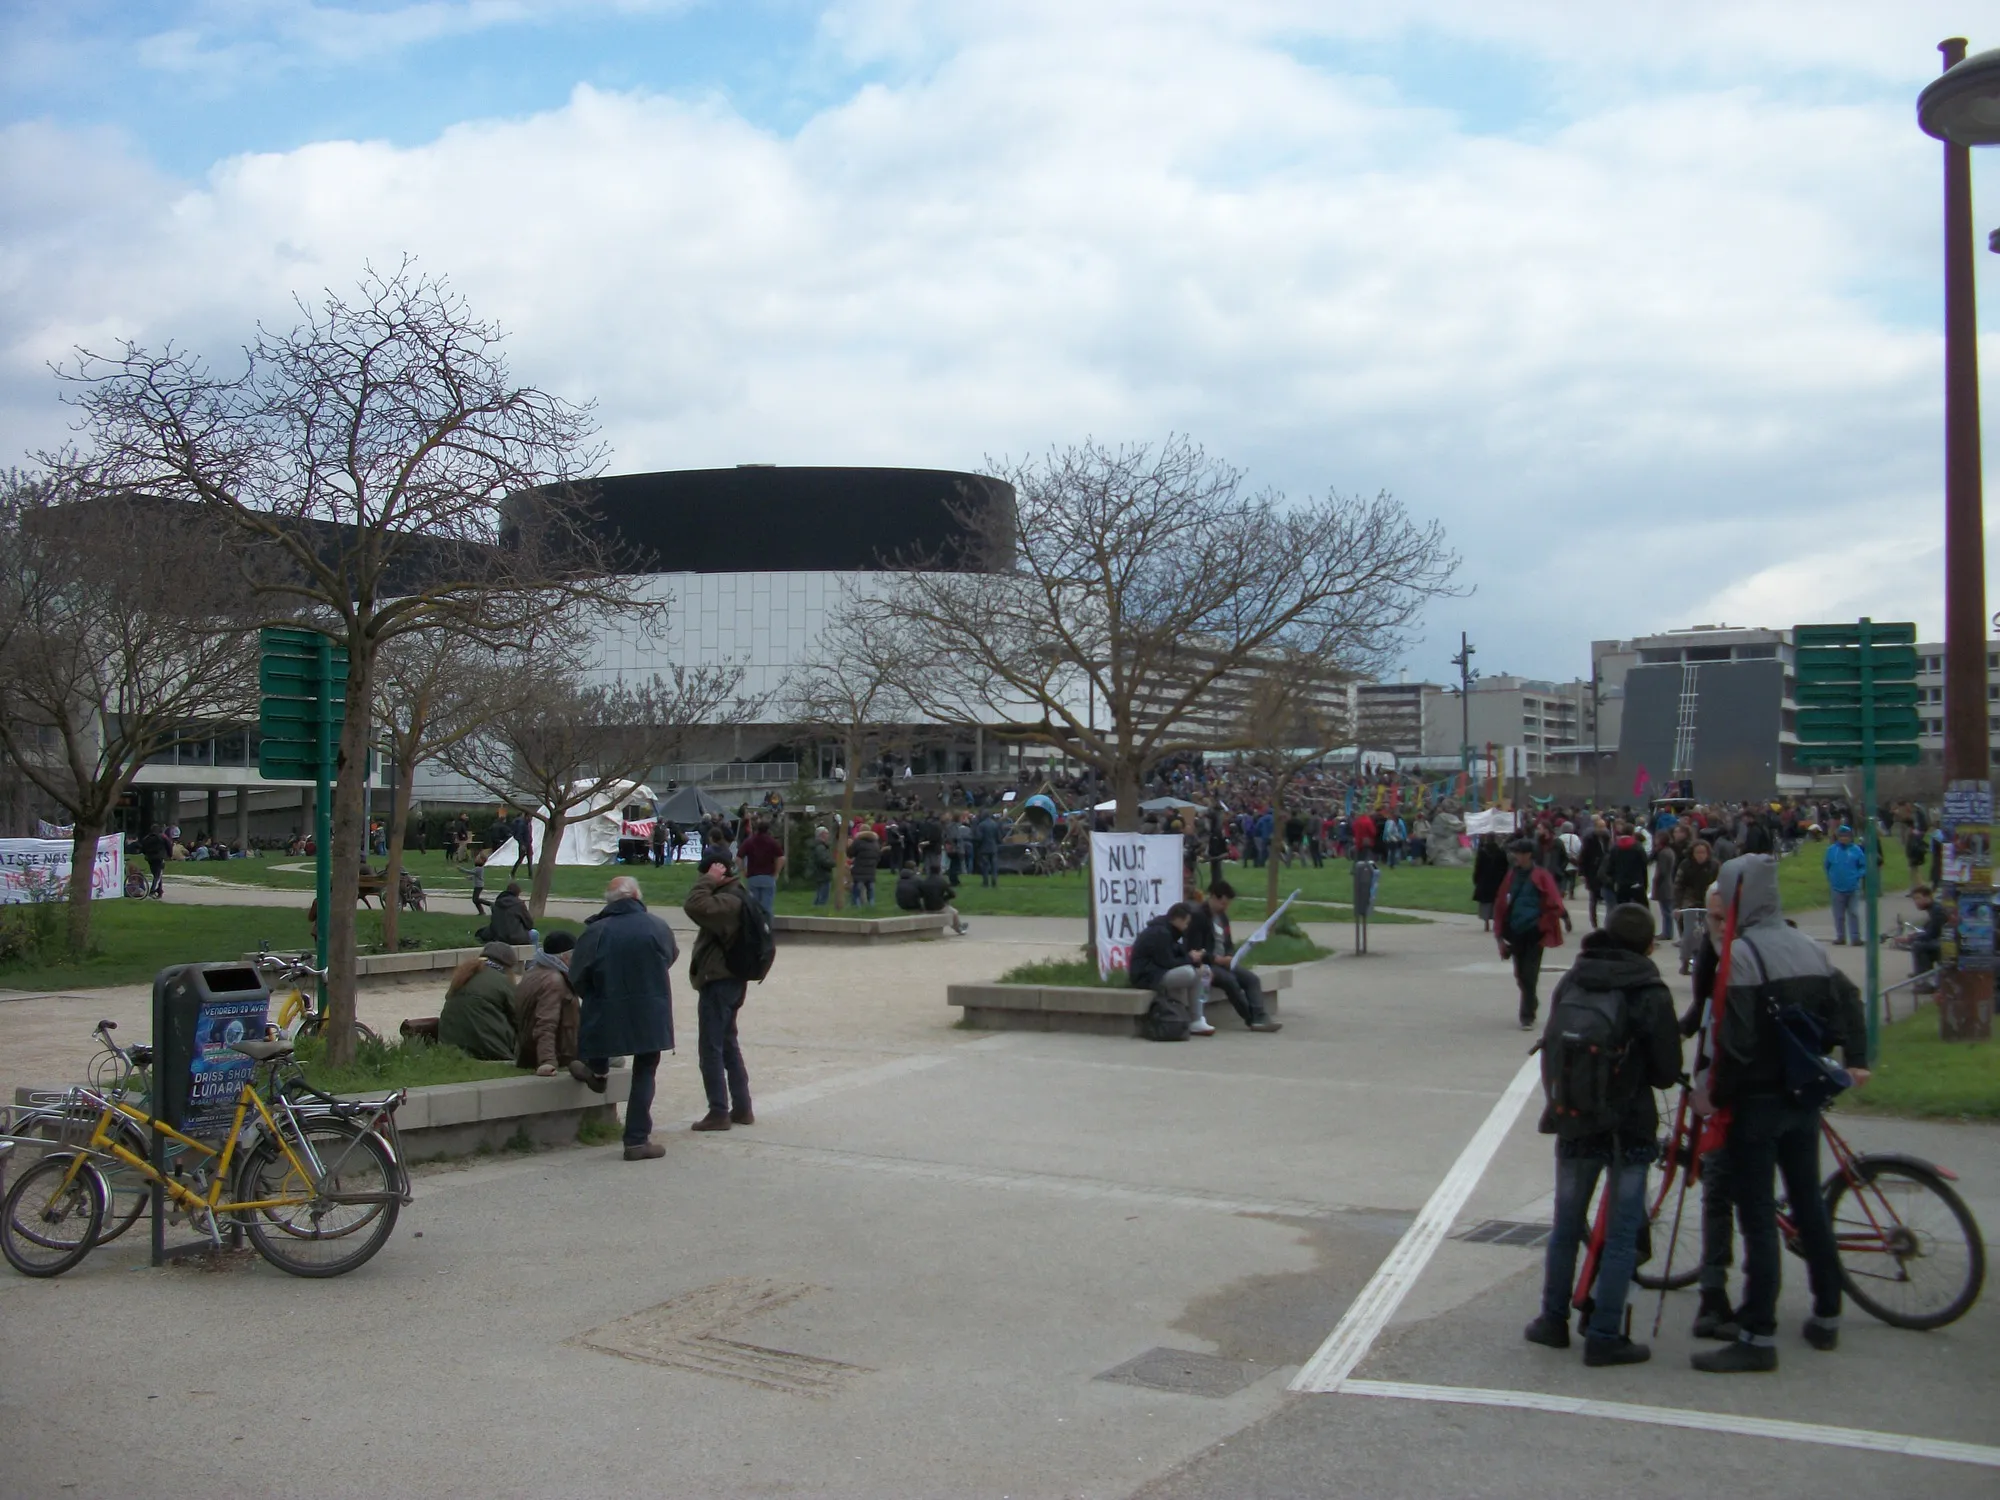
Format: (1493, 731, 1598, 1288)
(684, 857, 755, 1131)
(1692, 855, 1869, 1373)
(1604, 821, 1649, 911)
(1822, 825, 1867, 945)
(569, 874, 677, 1162)
(511, 809, 534, 880)
(807, 826, 836, 906)
(1184, 882, 1281, 1032)
(738, 817, 785, 917)
(1494, 837, 1571, 1029)
(140, 823, 169, 898)
(971, 809, 1002, 888)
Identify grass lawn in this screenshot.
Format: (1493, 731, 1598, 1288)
(0, 900, 585, 994)
(1846, 1008, 2000, 1120)
(293, 1034, 522, 1096)
(997, 931, 1332, 988)
(170, 849, 1423, 924)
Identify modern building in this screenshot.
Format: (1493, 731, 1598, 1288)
(1913, 641, 2000, 766)
(1408, 675, 1594, 776)
(1348, 681, 1444, 757)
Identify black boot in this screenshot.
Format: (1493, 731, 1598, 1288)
(1802, 1318, 1839, 1352)
(1523, 1313, 1570, 1350)
(1691, 1339, 1778, 1374)
(1583, 1335, 1652, 1367)
(1692, 1289, 1739, 1341)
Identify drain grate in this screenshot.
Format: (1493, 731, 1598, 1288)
(1457, 1219, 1552, 1249)
(1095, 1347, 1264, 1398)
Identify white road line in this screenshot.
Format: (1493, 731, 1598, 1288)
(1338, 1380, 2000, 1471)
(1289, 1053, 1542, 1393)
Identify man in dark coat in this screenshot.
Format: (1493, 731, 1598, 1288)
(569, 875, 678, 1161)
(481, 882, 534, 945)
(1128, 904, 1202, 1041)
(971, 812, 1002, 888)
(1494, 837, 1571, 1029)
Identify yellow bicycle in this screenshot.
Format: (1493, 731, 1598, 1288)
(1, 1028, 408, 1279)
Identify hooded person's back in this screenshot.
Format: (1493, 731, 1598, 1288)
(1711, 855, 1866, 1102)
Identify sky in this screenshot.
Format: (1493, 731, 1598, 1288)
(4, 0, 1999, 685)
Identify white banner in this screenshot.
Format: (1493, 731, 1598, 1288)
(0, 833, 125, 904)
(1090, 832, 1185, 981)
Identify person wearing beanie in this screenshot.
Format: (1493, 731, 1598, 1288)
(1523, 903, 1683, 1369)
(513, 928, 580, 1076)
(1494, 835, 1572, 1028)
(438, 940, 522, 1061)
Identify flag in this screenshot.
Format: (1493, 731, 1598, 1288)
(1633, 765, 1651, 799)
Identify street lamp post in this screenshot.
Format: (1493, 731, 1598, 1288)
(1450, 632, 1478, 810)
(1918, 38, 2000, 1041)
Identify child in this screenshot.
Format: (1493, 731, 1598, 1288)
(470, 851, 490, 914)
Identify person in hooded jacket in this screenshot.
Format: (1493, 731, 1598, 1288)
(569, 875, 678, 1161)
(1471, 834, 1509, 930)
(439, 942, 521, 1061)
(481, 881, 534, 945)
(1494, 837, 1571, 1027)
(513, 929, 580, 1075)
(848, 827, 881, 906)
(1603, 822, 1649, 910)
(1524, 904, 1683, 1367)
(1691, 854, 1870, 1374)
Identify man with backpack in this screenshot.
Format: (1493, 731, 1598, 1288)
(1691, 854, 1869, 1373)
(1524, 903, 1684, 1367)
(683, 853, 775, 1131)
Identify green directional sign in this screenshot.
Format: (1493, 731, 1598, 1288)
(1792, 618, 1920, 1056)
(257, 626, 346, 991)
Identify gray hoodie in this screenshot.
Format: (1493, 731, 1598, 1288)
(1711, 855, 1867, 1102)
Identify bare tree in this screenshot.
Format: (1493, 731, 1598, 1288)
(54, 262, 641, 1061)
(0, 476, 256, 954)
(884, 436, 1458, 829)
(1235, 653, 1350, 914)
(442, 663, 758, 919)
(778, 595, 920, 909)
(372, 629, 512, 951)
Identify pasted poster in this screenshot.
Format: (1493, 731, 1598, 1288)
(184, 994, 271, 1135)
(0, 834, 124, 905)
(1090, 832, 1184, 981)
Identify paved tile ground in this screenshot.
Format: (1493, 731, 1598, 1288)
(1, 892, 1994, 1499)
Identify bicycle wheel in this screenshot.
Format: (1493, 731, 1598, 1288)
(2, 1153, 105, 1277)
(1824, 1159, 1985, 1330)
(23, 1113, 155, 1246)
(232, 1120, 400, 1277)
(1632, 1150, 1703, 1291)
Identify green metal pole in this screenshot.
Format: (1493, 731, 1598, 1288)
(1860, 619, 1881, 1061)
(315, 633, 332, 1015)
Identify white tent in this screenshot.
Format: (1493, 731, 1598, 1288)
(488, 780, 656, 867)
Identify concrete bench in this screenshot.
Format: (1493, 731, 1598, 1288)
(949, 966, 1294, 1036)
(773, 913, 951, 944)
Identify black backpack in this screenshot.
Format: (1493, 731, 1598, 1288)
(1539, 982, 1634, 1138)
(723, 887, 777, 983)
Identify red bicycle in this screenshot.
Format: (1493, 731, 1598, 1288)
(1575, 1085, 1985, 1331)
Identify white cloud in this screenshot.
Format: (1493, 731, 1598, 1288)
(3, 6, 1998, 679)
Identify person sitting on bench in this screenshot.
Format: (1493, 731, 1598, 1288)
(481, 881, 534, 945)
(1128, 903, 1205, 1040)
(1184, 881, 1281, 1033)
(894, 863, 970, 934)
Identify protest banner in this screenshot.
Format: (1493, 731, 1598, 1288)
(0, 833, 124, 904)
(1090, 832, 1183, 981)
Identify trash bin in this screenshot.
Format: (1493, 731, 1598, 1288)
(154, 962, 271, 1135)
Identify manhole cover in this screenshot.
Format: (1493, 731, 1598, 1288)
(1096, 1347, 1263, 1398)
(1457, 1219, 1551, 1249)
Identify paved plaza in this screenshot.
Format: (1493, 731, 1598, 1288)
(2, 897, 1995, 1498)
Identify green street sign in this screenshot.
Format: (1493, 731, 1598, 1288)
(1794, 743, 1923, 768)
(1794, 622, 1917, 649)
(258, 627, 348, 774)
(1796, 708, 1923, 742)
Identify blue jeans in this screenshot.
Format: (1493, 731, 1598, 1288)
(588, 1050, 660, 1147)
(976, 851, 998, 887)
(813, 879, 830, 906)
(853, 877, 874, 906)
(1829, 886, 1860, 942)
(1541, 1146, 1652, 1339)
(746, 873, 776, 916)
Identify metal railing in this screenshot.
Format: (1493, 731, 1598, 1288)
(652, 761, 800, 787)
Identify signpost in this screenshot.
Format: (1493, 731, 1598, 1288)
(258, 627, 346, 1009)
(1792, 620, 1921, 1057)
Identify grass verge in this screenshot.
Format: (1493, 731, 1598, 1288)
(293, 1033, 521, 1095)
(1845, 1008, 1999, 1120)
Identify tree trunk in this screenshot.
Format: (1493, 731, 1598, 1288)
(1113, 759, 1142, 832)
(64, 813, 105, 957)
(324, 647, 375, 1067)
(380, 754, 419, 952)
(529, 810, 566, 920)
(833, 729, 860, 911)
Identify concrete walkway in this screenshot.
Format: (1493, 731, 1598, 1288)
(2, 900, 1993, 1498)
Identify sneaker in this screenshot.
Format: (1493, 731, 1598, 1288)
(1248, 1021, 1283, 1033)
(690, 1111, 732, 1132)
(1692, 1291, 1740, 1342)
(1803, 1319, 1839, 1352)
(1691, 1339, 1778, 1374)
(1519, 1016, 1536, 1031)
(1189, 1022, 1217, 1036)
(568, 1059, 608, 1094)
(1523, 1314, 1570, 1350)
(1583, 1336, 1652, 1367)
(729, 1106, 755, 1125)
(622, 1141, 665, 1161)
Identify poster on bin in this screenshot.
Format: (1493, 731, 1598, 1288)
(1090, 832, 1184, 982)
(184, 994, 271, 1135)
(0, 833, 123, 904)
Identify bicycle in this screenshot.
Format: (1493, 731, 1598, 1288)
(4, 1019, 164, 1247)
(258, 951, 379, 1044)
(1, 1025, 409, 1279)
(1574, 1084, 1984, 1331)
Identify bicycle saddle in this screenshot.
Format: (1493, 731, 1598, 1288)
(229, 1038, 296, 1061)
